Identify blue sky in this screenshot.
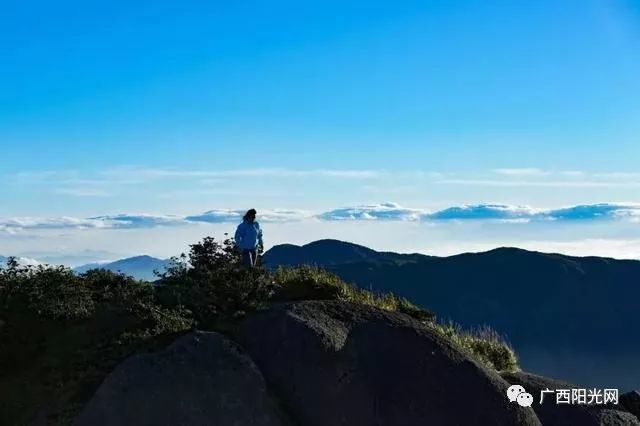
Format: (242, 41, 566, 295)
(2, 0, 640, 261)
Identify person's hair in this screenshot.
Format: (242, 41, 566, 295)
(243, 209, 257, 221)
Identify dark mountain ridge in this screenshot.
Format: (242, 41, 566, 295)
(264, 239, 430, 266)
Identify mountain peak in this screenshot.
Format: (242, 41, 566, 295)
(74, 255, 171, 281)
(301, 239, 372, 250)
(118, 255, 159, 261)
(264, 239, 383, 267)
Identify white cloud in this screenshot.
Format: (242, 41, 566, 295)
(186, 209, 310, 223)
(544, 203, 640, 220)
(9, 170, 80, 184)
(101, 166, 381, 180)
(12, 167, 640, 192)
(55, 188, 112, 197)
(184, 210, 242, 223)
(2, 202, 640, 233)
(592, 172, 640, 179)
(425, 203, 640, 222)
(88, 214, 187, 228)
(441, 169, 640, 188)
(318, 202, 426, 221)
(437, 179, 640, 188)
(0, 216, 113, 231)
(427, 204, 539, 220)
(5, 167, 383, 200)
(10, 170, 140, 187)
(318, 202, 640, 222)
(492, 168, 549, 176)
(559, 170, 586, 177)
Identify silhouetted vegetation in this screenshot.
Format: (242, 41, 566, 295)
(0, 237, 518, 425)
(0, 260, 191, 425)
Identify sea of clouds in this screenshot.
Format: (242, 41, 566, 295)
(2, 202, 640, 232)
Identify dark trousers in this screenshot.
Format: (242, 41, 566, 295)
(242, 249, 257, 267)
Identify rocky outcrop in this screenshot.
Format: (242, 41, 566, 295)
(75, 331, 289, 426)
(593, 409, 640, 425)
(501, 371, 639, 426)
(239, 300, 540, 426)
(621, 391, 640, 420)
(75, 300, 636, 426)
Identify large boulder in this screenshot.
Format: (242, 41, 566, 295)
(75, 331, 290, 426)
(501, 371, 639, 426)
(239, 300, 540, 426)
(593, 409, 640, 425)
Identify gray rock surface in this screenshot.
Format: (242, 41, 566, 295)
(239, 300, 540, 426)
(502, 371, 639, 426)
(75, 331, 289, 426)
(621, 391, 640, 420)
(594, 409, 640, 425)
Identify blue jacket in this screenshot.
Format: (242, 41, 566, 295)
(234, 220, 264, 250)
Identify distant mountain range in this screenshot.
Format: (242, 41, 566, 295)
(74, 256, 172, 281)
(263, 239, 640, 390)
(1, 254, 170, 281)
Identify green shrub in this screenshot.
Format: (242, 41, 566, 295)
(0, 260, 192, 425)
(156, 237, 274, 326)
(82, 268, 152, 303)
(0, 259, 93, 321)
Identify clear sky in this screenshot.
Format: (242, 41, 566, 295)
(1, 0, 640, 261)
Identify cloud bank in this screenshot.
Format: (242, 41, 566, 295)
(316, 202, 424, 221)
(320, 202, 640, 222)
(185, 209, 312, 223)
(2, 202, 640, 233)
(427, 204, 539, 220)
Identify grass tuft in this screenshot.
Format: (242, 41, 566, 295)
(429, 321, 519, 372)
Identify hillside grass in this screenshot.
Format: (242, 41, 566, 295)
(273, 264, 517, 372)
(429, 322, 518, 372)
(273, 265, 434, 322)
(0, 238, 519, 424)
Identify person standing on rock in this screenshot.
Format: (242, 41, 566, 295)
(234, 209, 264, 267)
